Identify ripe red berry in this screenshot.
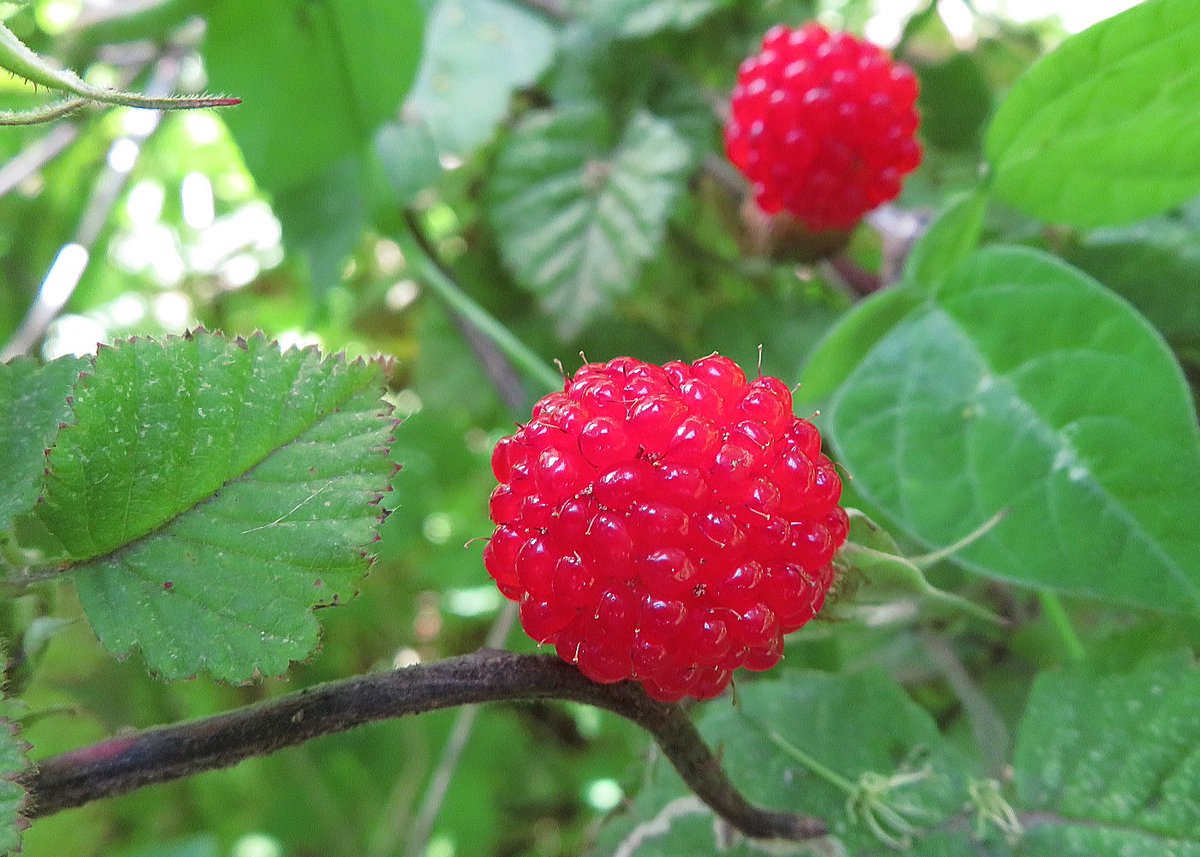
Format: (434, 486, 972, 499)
(724, 23, 922, 232)
(484, 355, 848, 702)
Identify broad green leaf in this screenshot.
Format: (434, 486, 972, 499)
(0, 698, 29, 855)
(1014, 653, 1200, 855)
(38, 332, 395, 681)
(591, 671, 975, 856)
(203, 0, 424, 193)
(0, 356, 81, 535)
(986, 0, 1200, 226)
(828, 246, 1200, 613)
(1065, 217, 1200, 353)
(487, 106, 693, 334)
(797, 285, 924, 410)
(903, 190, 989, 292)
(405, 0, 558, 158)
(574, 0, 730, 39)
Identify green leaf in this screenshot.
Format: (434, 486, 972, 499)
(903, 190, 989, 292)
(405, 0, 558, 158)
(574, 0, 729, 39)
(591, 671, 974, 856)
(373, 121, 442, 208)
(986, 0, 1200, 227)
(272, 156, 365, 295)
(203, 0, 424, 193)
(1065, 216, 1200, 354)
(1014, 653, 1200, 854)
(797, 285, 924, 411)
(0, 356, 83, 536)
(37, 332, 395, 681)
(0, 697, 29, 855)
(914, 52, 993, 152)
(827, 247, 1200, 613)
(487, 106, 693, 334)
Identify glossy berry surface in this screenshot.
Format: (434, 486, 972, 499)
(725, 23, 922, 231)
(484, 355, 847, 702)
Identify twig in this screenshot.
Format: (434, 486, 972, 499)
(20, 650, 828, 841)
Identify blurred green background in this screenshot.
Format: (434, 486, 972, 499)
(0, 1, 1175, 856)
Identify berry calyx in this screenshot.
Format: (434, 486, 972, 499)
(724, 23, 923, 232)
(484, 355, 848, 702)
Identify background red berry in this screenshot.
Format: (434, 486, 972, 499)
(724, 22, 923, 232)
(485, 355, 848, 702)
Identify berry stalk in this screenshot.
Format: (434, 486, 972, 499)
(18, 650, 828, 841)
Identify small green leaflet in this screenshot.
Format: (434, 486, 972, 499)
(903, 190, 989, 293)
(826, 246, 1200, 613)
(487, 105, 693, 335)
(0, 356, 83, 537)
(986, 0, 1200, 227)
(1014, 653, 1200, 855)
(37, 332, 395, 681)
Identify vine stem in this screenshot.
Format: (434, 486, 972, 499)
(1036, 592, 1085, 661)
(18, 650, 827, 842)
(399, 210, 562, 396)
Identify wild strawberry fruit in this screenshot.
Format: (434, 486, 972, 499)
(724, 22, 922, 232)
(484, 355, 848, 702)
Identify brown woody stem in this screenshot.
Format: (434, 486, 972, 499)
(20, 650, 827, 841)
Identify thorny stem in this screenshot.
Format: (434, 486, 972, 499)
(19, 650, 828, 842)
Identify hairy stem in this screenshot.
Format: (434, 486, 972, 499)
(19, 650, 827, 841)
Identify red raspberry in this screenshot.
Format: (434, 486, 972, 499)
(724, 23, 922, 232)
(484, 355, 847, 702)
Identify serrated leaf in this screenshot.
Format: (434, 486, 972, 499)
(903, 190, 988, 292)
(487, 106, 693, 334)
(0, 356, 82, 536)
(1014, 653, 1200, 855)
(591, 672, 975, 856)
(985, 0, 1200, 227)
(827, 247, 1200, 613)
(404, 0, 558, 158)
(37, 333, 394, 681)
(0, 700, 29, 855)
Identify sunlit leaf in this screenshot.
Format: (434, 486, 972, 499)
(38, 332, 395, 681)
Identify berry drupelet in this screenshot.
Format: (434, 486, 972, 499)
(725, 23, 923, 232)
(484, 355, 848, 702)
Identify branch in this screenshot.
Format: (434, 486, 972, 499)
(19, 650, 828, 842)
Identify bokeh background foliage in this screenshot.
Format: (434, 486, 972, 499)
(1, 0, 1199, 856)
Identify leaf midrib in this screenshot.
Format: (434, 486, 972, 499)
(67, 359, 375, 571)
